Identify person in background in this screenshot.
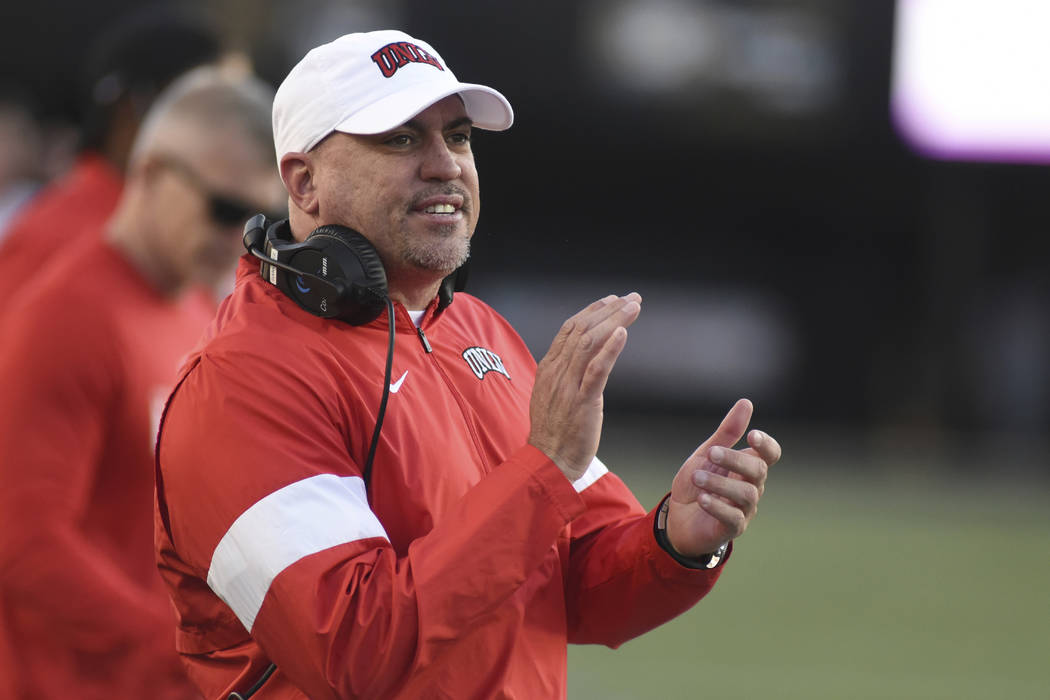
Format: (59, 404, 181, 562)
(0, 67, 284, 700)
(155, 30, 782, 698)
(0, 6, 226, 316)
(0, 88, 45, 239)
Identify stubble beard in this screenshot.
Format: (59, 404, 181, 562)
(401, 231, 471, 274)
(399, 186, 475, 274)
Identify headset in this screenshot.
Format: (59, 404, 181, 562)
(242, 213, 389, 325)
(242, 214, 466, 326)
(234, 214, 465, 699)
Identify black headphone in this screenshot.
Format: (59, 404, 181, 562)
(242, 214, 387, 325)
(242, 214, 467, 326)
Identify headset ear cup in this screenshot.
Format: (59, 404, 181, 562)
(306, 225, 388, 325)
(307, 225, 387, 290)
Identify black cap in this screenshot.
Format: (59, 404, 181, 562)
(79, 4, 222, 150)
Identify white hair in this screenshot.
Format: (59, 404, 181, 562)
(131, 66, 275, 165)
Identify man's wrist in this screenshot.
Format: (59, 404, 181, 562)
(653, 497, 728, 570)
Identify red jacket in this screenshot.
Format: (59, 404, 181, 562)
(156, 256, 726, 699)
(0, 154, 122, 319)
(0, 237, 211, 699)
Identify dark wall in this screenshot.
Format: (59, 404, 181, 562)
(5, 0, 1048, 436)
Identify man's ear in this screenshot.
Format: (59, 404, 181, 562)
(133, 154, 163, 186)
(279, 152, 319, 216)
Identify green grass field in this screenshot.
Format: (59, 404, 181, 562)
(567, 422, 1050, 699)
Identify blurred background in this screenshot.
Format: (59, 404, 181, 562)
(2, 0, 1047, 697)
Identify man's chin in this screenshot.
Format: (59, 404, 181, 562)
(403, 242, 470, 275)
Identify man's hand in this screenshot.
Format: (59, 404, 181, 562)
(666, 399, 781, 557)
(528, 293, 642, 481)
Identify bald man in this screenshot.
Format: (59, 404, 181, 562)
(0, 69, 283, 700)
(0, 8, 227, 319)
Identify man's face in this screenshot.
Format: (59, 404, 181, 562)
(309, 95, 480, 283)
(147, 135, 283, 291)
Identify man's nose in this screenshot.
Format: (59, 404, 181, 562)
(419, 139, 462, 181)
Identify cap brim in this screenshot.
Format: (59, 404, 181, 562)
(333, 80, 513, 135)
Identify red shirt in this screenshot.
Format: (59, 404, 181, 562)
(156, 256, 725, 699)
(0, 154, 122, 318)
(0, 236, 211, 699)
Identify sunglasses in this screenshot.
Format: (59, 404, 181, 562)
(154, 155, 271, 226)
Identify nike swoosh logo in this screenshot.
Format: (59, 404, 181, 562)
(389, 370, 408, 393)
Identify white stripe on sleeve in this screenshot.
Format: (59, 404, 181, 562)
(207, 474, 388, 632)
(572, 456, 608, 493)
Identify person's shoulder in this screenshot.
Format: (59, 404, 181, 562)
(168, 274, 350, 441)
(0, 243, 125, 383)
(194, 268, 331, 368)
(5, 237, 118, 324)
(445, 292, 522, 337)
(47, 154, 123, 211)
(2, 155, 120, 239)
(448, 291, 510, 320)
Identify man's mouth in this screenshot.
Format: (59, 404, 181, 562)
(423, 203, 457, 214)
(413, 191, 467, 217)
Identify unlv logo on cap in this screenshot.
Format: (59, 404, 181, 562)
(371, 42, 445, 78)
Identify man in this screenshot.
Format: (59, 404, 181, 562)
(0, 7, 225, 314)
(0, 69, 283, 699)
(155, 30, 782, 699)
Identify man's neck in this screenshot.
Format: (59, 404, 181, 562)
(386, 278, 441, 311)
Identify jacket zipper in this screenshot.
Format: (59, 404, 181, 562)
(404, 310, 487, 465)
(417, 327, 433, 353)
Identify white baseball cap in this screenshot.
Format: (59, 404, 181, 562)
(272, 30, 514, 164)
